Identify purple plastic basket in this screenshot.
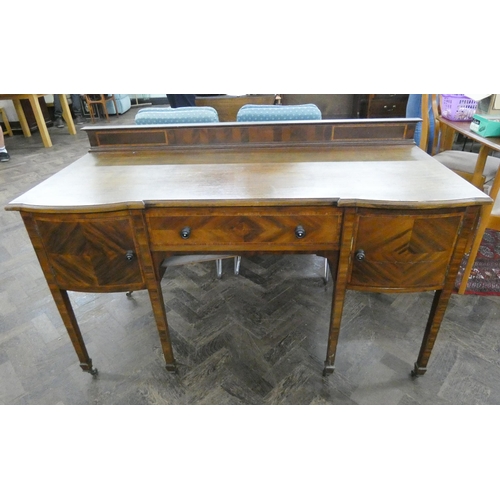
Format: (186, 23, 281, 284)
(440, 94, 478, 122)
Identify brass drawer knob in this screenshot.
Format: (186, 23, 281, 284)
(295, 225, 306, 239)
(180, 227, 191, 239)
(355, 249, 366, 261)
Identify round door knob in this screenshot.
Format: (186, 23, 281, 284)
(295, 225, 306, 239)
(125, 250, 135, 261)
(180, 227, 191, 239)
(355, 250, 366, 261)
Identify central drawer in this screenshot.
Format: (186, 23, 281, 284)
(146, 206, 342, 252)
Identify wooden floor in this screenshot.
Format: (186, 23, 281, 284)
(2, 109, 500, 405)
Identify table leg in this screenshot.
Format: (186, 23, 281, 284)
(324, 210, 356, 375)
(323, 255, 347, 375)
(50, 287, 97, 375)
(148, 283, 177, 372)
(130, 212, 177, 372)
(0, 108, 14, 136)
(28, 95, 52, 148)
(412, 289, 451, 376)
(12, 99, 32, 137)
(414, 206, 479, 374)
(58, 94, 77, 135)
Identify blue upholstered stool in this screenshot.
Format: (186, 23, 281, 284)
(236, 104, 322, 122)
(135, 106, 219, 125)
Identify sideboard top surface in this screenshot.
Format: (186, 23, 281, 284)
(5, 119, 493, 212)
(6, 145, 491, 212)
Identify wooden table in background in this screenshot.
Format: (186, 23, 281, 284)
(437, 116, 500, 188)
(0, 94, 76, 147)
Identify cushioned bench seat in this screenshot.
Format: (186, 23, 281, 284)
(135, 106, 219, 125)
(236, 103, 322, 122)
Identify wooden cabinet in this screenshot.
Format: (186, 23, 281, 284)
(7, 119, 490, 378)
(366, 94, 409, 118)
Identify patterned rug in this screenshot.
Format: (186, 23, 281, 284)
(455, 229, 500, 296)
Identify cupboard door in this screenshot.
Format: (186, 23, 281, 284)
(34, 213, 145, 292)
(349, 212, 463, 291)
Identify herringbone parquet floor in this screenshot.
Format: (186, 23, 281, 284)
(2, 108, 500, 405)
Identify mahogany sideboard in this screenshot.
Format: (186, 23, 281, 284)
(5, 119, 492, 377)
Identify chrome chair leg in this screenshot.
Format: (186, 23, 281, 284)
(234, 256, 242, 275)
(216, 259, 223, 279)
(214, 256, 241, 279)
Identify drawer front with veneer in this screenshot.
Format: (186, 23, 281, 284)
(348, 210, 465, 291)
(146, 207, 342, 253)
(30, 212, 145, 292)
